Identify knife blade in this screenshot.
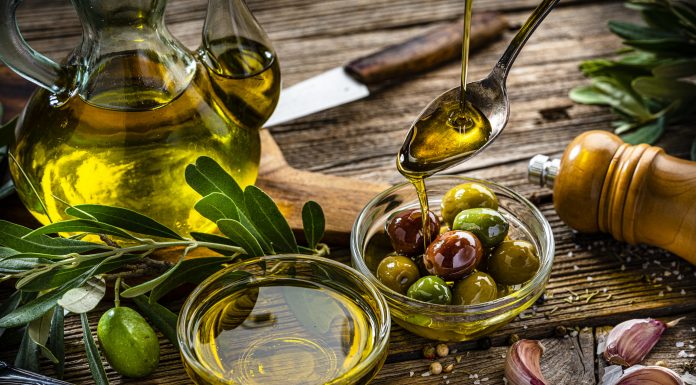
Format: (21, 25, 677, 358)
(264, 12, 508, 127)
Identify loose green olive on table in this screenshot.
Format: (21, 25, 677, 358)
(376, 182, 541, 308)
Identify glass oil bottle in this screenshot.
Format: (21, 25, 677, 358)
(0, 0, 280, 236)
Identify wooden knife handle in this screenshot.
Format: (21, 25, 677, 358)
(345, 12, 508, 86)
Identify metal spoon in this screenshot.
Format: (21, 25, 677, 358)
(401, 0, 560, 175)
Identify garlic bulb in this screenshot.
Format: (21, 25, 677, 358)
(616, 366, 684, 385)
(604, 318, 682, 366)
(505, 339, 548, 385)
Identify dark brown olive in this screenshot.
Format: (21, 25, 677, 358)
(423, 230, 483, 280)
(386, 209, 440, 256)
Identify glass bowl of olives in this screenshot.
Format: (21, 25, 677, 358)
(178, 254, 391, 385)
(350, 177, 554, 341)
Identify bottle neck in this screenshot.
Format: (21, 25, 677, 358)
(70, 0, 196, 110)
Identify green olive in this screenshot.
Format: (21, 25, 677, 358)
(488, 240, 540, 285)
(376, 255, 421, 294)
(452, 271, 498, 305)
(452, 208, 509, 248)
(406, 276, 452, 305)
(441, 183, 499, 226)
(98, 307, 160, 378)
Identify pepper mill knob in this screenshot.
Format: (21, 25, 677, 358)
(529, 130, 696, 264)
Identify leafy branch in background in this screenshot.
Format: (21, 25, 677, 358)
(569, 0, 696, 158)
(0, 155, 327, 381)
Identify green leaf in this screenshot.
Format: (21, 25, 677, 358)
(620, 117, 666, 144)
(185, 157, 244, 205)
(591, 77, 653, 119)
(244, 186, 297, 253)
(47, 305, 65, 378)
(652, 59, 696, 77)
(14, 327, 39, 372)
(0, 254, 120, 327)
(0, 257, 50, 274)
(609, 20, 677, 40)
(24, 219, 138, 240)
(569, 85, 615, 106)
(130, 292, 179, 350)
(301, 201, 325, 250)
(194, 192, 240, 223)
(57, 277, 106, 314)
(120, 262, 183, 298)
(624, 38, 696, 55)
(80, 313, 109, 385)
(632, 76, 696, 100)
(28, 306, 59, 364)
(66, 204, 183, 240)
(190, 232, 242, 255)
(237, 208, 274, 254)
(20, 254, 140, 292)
(0, 290, 22, 339)
(0, 220, 106, 254)
(148, 257, 231, 303)
(0, 117, 16, 148)
(218, 219, 265, 257)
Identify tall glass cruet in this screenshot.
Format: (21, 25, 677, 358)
(0, 0, 280, 235)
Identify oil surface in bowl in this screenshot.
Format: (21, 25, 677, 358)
(191, 279, 376, 385)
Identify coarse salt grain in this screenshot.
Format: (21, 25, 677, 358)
(573, 265, 580, 271)
(682, 289, 687, 295)
(677, 341, 685, 348)
(658, 291, 664, 297)
(587, 276, 593, 281)
(409, 371, 414, 377)
(678, 350, 689, 358)
(621, 264, 626, 271)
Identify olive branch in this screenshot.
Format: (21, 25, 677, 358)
(0, 133, 328, 383)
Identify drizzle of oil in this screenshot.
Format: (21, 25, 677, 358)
(10, 37, 279, 236)
(191, 280, 377, 385)
(397, 0, 491, 246)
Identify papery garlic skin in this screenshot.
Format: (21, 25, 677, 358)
(604, 318, 667, 366)
(616, 366, 684, 385)
(505, 340, 548, 385)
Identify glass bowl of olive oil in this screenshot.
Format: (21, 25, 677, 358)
(350, 176, 554, 341)
(178, 254, 391, 385)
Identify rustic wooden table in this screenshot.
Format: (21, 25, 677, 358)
(1, 0, 695, 384)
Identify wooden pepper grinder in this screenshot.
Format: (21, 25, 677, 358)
(528, 130, 696, 264)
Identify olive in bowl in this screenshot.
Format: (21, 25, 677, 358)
(386, 208, 440, 256)
(452, 208, 509, 248)
(488, 240, 540, 285)
(376, 255, 421, 294)
(423, 230, 483, 280)
(440, 182, 499, 226)
(351, 176, 554, 342)
(406, 276, 452, 305)
(452, 271, 498, 305)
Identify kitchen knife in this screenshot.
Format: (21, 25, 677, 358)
(264, 12, 508, 127)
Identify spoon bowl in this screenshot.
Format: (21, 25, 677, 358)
(400, 0, 559, 176)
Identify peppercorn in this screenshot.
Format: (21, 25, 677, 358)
(429, 361, 443, 375)
(436, 343, 449, 358)
(423, 345, 436, 359)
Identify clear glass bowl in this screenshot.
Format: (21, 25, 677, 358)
(350, 176, 554, 341)
(178, 254, 391, 385)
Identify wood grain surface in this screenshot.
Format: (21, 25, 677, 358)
(1, 0, 695, 384)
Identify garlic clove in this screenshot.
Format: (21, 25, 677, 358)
(604, 318, 669, 366)
(616, 366, 685, 385)
(505, 339, 548, 385)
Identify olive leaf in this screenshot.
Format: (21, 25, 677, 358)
(66, 204, 183, 240)
(129, 288, 179, 350)
(24, 219, 138, 241)
(14, 327, 39, 372)
(185, 156, 245, 204)
(218, 219, 264, 257)
(570, 0, 696, 145)
(190, 232, 240, 255)
(0, 290, 22, 339)
(28, 306, 59, 364)
(0, 220, 106, 254)
(301, 201, 325, 250)
(244, 186, 298, 253)
(80, 313, 109, 385)
(48, 305, 65, 378)
(194, 192, 240, 223)
(57, 277, 106, 314)
(148, 257, 231, 304)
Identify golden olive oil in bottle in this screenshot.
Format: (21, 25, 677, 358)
(190, 280, 378, 385)
(10, 38, 279, 236)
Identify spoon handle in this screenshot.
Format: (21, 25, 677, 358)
(492, 0, 560, 81)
